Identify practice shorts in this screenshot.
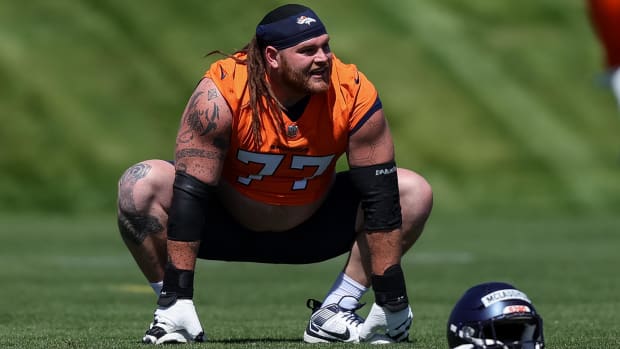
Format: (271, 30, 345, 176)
(196, 172, 361, 264)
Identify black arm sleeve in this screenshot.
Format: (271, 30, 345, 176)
(167, 171, 216, 242)
(349, 161, 402, 232)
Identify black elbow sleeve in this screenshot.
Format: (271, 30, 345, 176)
(349, 161, 402, 232)
(167, 171, 216, 242)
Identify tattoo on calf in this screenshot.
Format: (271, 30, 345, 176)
(117, 163, 163, 245)
(118, 212, 164, 245)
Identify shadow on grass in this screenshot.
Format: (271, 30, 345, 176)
(207, 337, 302, 344)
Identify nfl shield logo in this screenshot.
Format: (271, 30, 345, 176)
(287, 125, 299, 138)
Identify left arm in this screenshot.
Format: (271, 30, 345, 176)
(350, 109, 412, 342)
(347, 108, 401, 276)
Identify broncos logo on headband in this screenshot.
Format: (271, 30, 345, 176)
(296, 16, 317, 26)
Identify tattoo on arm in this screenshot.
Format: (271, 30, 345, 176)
(185, 90, 220, 137)
(207, 88, 219, 100)
(200, 104, 219, 136)
(186, 91, 206, 133)
(175, 84, 229, 172)
(175, 148, 222, 160)
(176, 162, 188, 173)
(177, 129, 193, 144)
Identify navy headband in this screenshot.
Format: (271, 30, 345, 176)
(256, 7, 327, 50)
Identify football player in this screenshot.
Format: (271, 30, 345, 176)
(117, 3, 433, 344)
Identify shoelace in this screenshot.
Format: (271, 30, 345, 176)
(341, 310, 364, 326)
(307, 298, 366, 326)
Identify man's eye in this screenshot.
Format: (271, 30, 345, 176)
(300, 48, 316, 55)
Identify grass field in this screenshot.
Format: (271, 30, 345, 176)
(1, 213, 618, 349)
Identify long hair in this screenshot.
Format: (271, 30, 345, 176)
(208, 37, 285, 148)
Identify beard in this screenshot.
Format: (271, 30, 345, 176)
(280, 57, 331, 95)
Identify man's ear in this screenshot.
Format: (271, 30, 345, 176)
(264, 46, 280, 69)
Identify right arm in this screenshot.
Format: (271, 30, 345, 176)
(175, 77, 232, 187)
(166, 77, 232, 272)
(146, 78, 231, 343)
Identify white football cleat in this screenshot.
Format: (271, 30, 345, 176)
(142, 299, 205, 344)
(303, 298, 365, 343)
(359, 302, 413, 343)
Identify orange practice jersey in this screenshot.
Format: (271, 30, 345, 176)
(588, 0, 620, 68)
(204, 53, 380, 205)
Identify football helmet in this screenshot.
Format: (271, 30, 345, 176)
(447, 282, 544, 349)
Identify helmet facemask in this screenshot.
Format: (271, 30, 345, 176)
(450, 314, 544, 349)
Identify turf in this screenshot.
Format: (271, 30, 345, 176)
(1, 213, 618, 348)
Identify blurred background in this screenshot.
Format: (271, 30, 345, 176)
(1, 0, 619, 217)
(1, 1, 620, 347)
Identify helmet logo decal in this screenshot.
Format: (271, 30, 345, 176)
(503, 305, 531, 314)
(481, 289, 531, 307)
(296, 16, 317, 26)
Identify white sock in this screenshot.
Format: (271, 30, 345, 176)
(322, 272, 368, 310)
(150, 281, 163, 296)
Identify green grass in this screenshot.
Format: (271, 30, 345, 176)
(1, 213, 618, 348)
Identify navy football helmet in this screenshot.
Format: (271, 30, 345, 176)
(447, 282, 544, 349)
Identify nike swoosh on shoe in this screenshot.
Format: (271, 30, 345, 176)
(319, 326, 350, 341)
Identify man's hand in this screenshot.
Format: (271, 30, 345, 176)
(359, 302, 413, 343)
(142, 299, 205, 344)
